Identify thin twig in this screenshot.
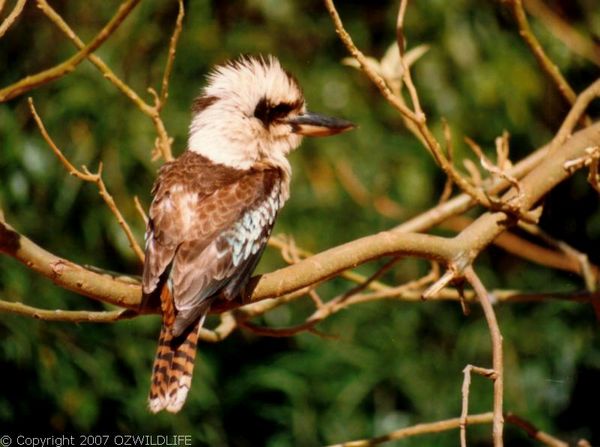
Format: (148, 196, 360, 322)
(518, 221, 598, 291)
(0, 0, 140, 102)
(35, 0, 173, 161)
(464, 267, 504, 447)
(438, 119, 455, 203)
(524, 0, 600, 68)
(337, 270, 436, 307)
(547, 78, 600, 157)
(464, 136, 522, 198)
(35, 0, 152, 115)
(422, 268, 456, 299)
(335, 256, 400, 303)
(395, 0, 408, 57)
(0, 0, 26, 39)
(395, 0, 422, 115)
(461, 365, 496, 447)
(133, 195, 149, 225)
(29, 98, 145, 262)
(326, 413, 494, 447)
(198, 312, 237, 342)
(508, 0, 583, 118)
(505, 413, 568, 447)
(238, 319, 320, 338)
(334, 159, 371, 206)
(0, 299, 136, 322)
(158, 0, 184, 109)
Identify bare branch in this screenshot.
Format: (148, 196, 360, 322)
(395, 0, 422, 116)
(548, 78, 600, 157)
(0, 0, 140, 102)
(422, 268, 456, 300)
(158, 0, 184, 109)
(198, 312, 237, 343)
(335, 256, 400, 302)
(438, 119, 455, 203)
(35, 0, 173, 161)
(326, 413, 494, 447)
(507, 0, 583, 115)
(133, 195, 149, 225)
(524, 0, 600, 68)
(464, 267, 504, 446)
(0, 299, 136, 322)
(28, 98, 145, 263)
(35, 0, 152, 114)
(518, 221, 598, 291)
(505, 413, 568, 447)
(0, 0, 26, 39)
(461, 365, 496, 447)
(238, 319, 321, 338)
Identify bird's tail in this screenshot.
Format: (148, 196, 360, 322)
(148, 319, 200, 413)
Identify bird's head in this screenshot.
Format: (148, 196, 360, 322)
(188, 55, 354, 171)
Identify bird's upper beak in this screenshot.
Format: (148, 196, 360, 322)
(286, 112, 355, 137)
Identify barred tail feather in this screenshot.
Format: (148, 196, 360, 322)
(148, 319, 201, 413)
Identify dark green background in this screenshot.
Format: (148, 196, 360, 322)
(1, 1, 598, 445)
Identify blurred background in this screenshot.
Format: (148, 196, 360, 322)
(0, 0, 599, 445)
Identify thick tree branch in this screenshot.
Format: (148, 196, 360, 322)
(1, 122, 599, 314)
(0, 218, 141, 310)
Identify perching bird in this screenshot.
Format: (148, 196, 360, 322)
(141, 55, 355, 413)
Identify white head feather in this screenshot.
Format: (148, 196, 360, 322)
(188, 55, 306, 173)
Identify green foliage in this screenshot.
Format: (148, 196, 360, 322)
(0, 0, 598, 445)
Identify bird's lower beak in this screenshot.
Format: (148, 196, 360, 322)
(287, 112, 355, 137)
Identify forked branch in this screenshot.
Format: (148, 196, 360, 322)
(0, 0, 140, 102)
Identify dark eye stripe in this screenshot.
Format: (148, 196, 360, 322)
(270, 103, 294, 118)
(253, 97, 303, 127)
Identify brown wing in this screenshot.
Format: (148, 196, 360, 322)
(141, 152, 283, 336)
(169, 171, 282, 336)
(142, 152, 244, 298)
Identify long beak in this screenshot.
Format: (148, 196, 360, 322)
(287, 112, 355, 137)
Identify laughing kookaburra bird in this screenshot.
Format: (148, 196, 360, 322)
(141, 55, 354, 413)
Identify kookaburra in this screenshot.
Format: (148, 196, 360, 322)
(141, 55, 354, 413)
